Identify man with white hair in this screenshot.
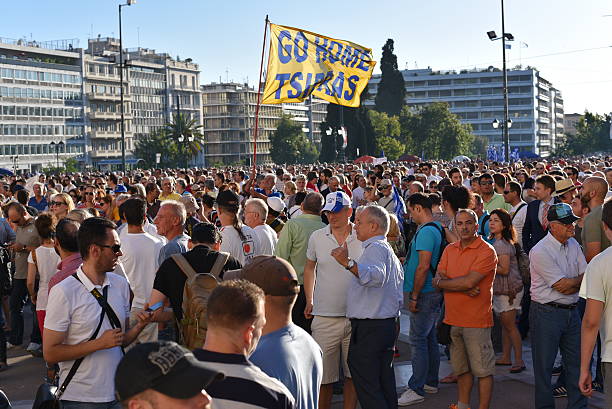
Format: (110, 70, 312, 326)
(159, 177, 181, 202)
(154, 201, 189, 265)
(330, 205, 404, 409)
(244, 198, 278, 255)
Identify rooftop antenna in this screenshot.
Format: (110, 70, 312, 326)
(225, 67, 229, 83)
(137, 27, 140, 48)
(414, 61, 418, 69)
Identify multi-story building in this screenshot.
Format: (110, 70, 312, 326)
(201, 82, 328, 166)
(564, 113, 582, 136)
(0, 37, 86, 172)
(368, 67, 565, 157)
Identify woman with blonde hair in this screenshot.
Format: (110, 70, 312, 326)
(49, 192, 74, 220)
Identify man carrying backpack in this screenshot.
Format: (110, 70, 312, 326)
(148, 223, 242, 347)
(398, 193, 445, 406)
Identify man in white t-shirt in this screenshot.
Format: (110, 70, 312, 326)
(119, 198, 165, 344)
(44, 218, 151, 408)
(304, 191, 363, 409)
(579, 198, 612, 405)
(244, 197, 278, 255)
(217, 190, 262, 265)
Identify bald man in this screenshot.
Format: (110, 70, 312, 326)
(580, 177, 610, 262)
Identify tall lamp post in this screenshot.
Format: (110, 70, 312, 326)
(119, 0, 136, 173)
(50, 141, 65, 169)
(177, 134, 194, 169)
(487, 0, 514, 162)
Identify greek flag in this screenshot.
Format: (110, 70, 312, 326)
(392, 185, 405, 232)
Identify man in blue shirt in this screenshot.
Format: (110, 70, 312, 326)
(28, 182, 48, 212)
(331, 205, 404, 409)
(398, 193, 444, 406)
(227, 255, 323, 409)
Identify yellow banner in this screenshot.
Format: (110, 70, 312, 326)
(262, 24, 376, 108)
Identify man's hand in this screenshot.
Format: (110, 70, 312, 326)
(8, 242, 22, 252)
(552, 278, 578, 295)
(304, 302, 313, 319)
(408, 299, 419, 313)
(330, 242, 349, 267)
(96, 329, 123, 350)
(579, 368, 593, 397)
(464, 287, 480, 297)
(134, 310, 153, 328)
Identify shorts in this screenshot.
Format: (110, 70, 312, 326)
(493, 289, 523, 314)
(311, 316, 352, 384)
(449, 326, 495, 378)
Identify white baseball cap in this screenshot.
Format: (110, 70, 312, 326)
(322, 191, 351, 213)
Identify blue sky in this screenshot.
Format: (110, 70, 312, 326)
(3, 0, 611, 114)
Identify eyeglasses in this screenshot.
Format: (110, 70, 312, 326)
(51, 201, 66, 206)
(536, 167, 545, 171)
(503, 190, 511, 194)
(96, 243, 121, 253)
(85, 192, 95, 196)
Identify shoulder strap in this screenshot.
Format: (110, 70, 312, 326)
(55, 286, 107, 400)
(171, 253, 198, 280)
(480, 214, 490, 236)
(210, 252, 230, 279)
(71, 273, 123, 330)
(511, 203, 527, 221)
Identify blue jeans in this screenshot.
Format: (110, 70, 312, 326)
(530, 302, 586, 409)
(60, 401, 120, 409)
(407, 291, 442, 396)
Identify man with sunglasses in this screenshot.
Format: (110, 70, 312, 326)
(44, 217, 152, 409)
(478, 173, 511, 214)
(77, 185, 100, 210)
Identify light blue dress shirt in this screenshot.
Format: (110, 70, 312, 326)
(346, 235, 404, 319)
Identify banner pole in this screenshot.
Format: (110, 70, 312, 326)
(252, 15, 269, 172)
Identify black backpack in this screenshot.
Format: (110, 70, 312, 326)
(408, 222, 448, 275)
(479, 214, 491, 237)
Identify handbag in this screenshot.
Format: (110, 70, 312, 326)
(32, 289, 107, 409)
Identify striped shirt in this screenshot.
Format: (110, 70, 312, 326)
(193, 349, 295, 409)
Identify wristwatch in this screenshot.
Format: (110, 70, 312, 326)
(345, 259, 356, 271)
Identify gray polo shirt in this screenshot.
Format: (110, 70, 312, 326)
(15, 218, 41, 280)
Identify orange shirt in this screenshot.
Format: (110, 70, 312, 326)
(438, 236, 497, 328)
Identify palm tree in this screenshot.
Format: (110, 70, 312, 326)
(164, 113, 205, 167)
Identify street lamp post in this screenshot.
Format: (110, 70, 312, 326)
(50, 141, 65, 169)
(492, 119, 513, 158)
(487, 0, 514, 162)
(119, 0, 136, 173)
(177, 134, 194, 168)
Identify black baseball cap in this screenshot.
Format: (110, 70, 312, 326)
(115, 341, 224, 401)
(547, 203, 579, 225)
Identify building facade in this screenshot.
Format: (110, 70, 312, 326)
(201, 82, 328, 166)
(368, 67, 565, 157)
(0, 37, 86, 172)
(564, 113, 582, 136)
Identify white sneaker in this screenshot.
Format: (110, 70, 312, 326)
(398, 388, 425, 406)
(423, 384, 438, 394)
(26, 342, 41, 352)
(6, 342, 19, 349)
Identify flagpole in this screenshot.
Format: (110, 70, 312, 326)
(252, 15, 269, 173)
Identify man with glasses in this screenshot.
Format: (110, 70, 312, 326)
(503, 181, 527, 247)
(564, 166, 580, 186)
(529, 203, 587, 409)
(478, 173, 511, 213)
(377, 179, 405, 214)
(534, 162, 547, 176)
(77, 185, 99, 210)
(44, 217, 152, 409)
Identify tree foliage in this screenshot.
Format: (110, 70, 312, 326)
(555, 112, 611, 156)
(376, 136, 404, 161)
(374, 39, 405, 116)
(399, 103, 474, 160)
(270, 115, 319, 164)
(164, 113, 205, 166)
(133, 130, 179, 168)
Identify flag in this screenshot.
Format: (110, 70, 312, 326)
(521, 42, 528, 48)
(392, 186, 406, 232)
(262, 24, 376, 107)
(505, 44, 512, 49)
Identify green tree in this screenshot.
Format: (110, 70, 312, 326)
(374, 39, 406, 116)
(318, 126, 337, 163)
(163, 113, 205, 167)
(376, 136, 404, 160)
(133, 130, 179, 168)
(556, 112, 611, 155)
(399, 102, 473, 160)
(270, 115, 319, 164)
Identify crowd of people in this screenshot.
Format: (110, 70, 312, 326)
(0, 156, 610, 409)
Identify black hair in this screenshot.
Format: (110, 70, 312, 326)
(407, 192, 433, 211)
(307, 171, 318, 182)
(77, 217, 117, 260)
(478, 173, 494, 183)
(56, 218, 80, 253)
(191, 222, 221, 245)
(535, 174, 556, 193)
(123, 197, 147, 226)
(294, 191, 307, 206)
(507, 181, 522, 196)
(201, 194, 216, 209)
(441, 185, 471, 213)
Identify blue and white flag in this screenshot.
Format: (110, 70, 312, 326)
(392, 186, 406, 232)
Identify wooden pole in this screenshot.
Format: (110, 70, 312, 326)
(252, 15, 269, 173)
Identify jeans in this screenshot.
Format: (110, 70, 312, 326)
(348, 318, 397, 409)
(60, 401, 121, 409)
(9, 279, 41, 345)
(530, 302, 586, 409)
(407, 291, 442, 396)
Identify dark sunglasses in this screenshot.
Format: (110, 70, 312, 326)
(503, 190, 510, 194)
(85, 192, 95, 196)
(51, 201, 66, 206)
(96, 243, 121, 253)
